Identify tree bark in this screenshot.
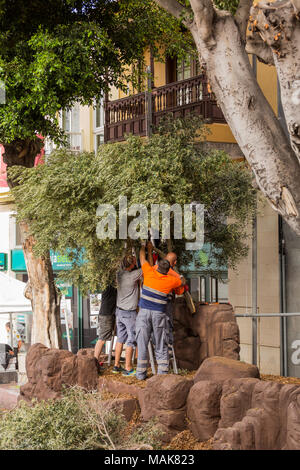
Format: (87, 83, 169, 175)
(155, 0, 300, 235)
(247, 1, 300, 161)
(21, 222, 62, 348)
(3, 138, 62, 348)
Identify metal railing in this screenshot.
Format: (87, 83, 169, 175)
(235, 311, 300, 377)
(104, 74, 226, 143)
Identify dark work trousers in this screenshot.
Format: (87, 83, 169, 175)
(166, 298, 174, 345)
(135, 308, 169, 380)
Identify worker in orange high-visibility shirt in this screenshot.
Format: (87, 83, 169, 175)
(135, 242, 186, 380)
(150, 249, 184, 353)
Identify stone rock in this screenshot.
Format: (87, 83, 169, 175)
(98, 378, 142, 399)
(219, 378, 260, 428)
(187, 380, 222, 441)
(213, 379, 300, 450)
(194, 356, 260, 384)
(285, 386, 300, 450)
(139, 374, 193, 414)
(173, 299, 240, 370)
(102, 397, 139, 422)
(19, 343, 98, 402)
(138, 374, 193, 443)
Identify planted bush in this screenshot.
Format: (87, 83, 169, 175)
(0, 387, 162, 450)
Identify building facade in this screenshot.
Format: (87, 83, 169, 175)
(1, 49, 300, 377)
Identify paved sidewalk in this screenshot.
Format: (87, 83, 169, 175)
(0, 383, 20, 410)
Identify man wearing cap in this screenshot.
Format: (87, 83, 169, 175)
(135, 242, 186, 380)
(113, 254, 143, 376)
(150, 250, 185, 350)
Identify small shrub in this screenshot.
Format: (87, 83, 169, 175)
(0, 387, 126, 450)
(0, 387, 163, 450)
(126, 418, 164, 450)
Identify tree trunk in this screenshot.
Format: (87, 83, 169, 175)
(247, 1, 300, 161)
(21, 222, 62, 348)
(155, 0, 300, 235)
(3, 138, 62, 348)
(191, 13, 300, 235)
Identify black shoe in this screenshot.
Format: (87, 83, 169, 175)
(112, 365, 125, 374)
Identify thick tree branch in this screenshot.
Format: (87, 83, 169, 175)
(235, 0, 252, 41)
(190, 0, 215, 45)
(246, 35, 275, 64)
(247, 0, 300, 161)
(154, 0, 193, 27)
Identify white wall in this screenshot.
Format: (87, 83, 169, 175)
(0, 210, 10, 254)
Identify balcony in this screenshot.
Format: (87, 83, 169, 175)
(104, 74, 226, 143)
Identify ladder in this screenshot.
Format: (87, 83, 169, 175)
(147, 341, 178, 375)
(105, 323, 178, 374)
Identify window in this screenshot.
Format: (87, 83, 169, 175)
(15, 222, 24, 247)
(176, 54, 201, 82)
(61, 104, 81, 152)
(94, 99, 105, 153)
(188, 274, 228, 303)
(176, 54, 202, 106)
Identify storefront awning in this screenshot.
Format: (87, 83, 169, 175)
(0, 272, 31, 314)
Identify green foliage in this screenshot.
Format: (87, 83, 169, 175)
(0, 0, 191, 145)
(10, 115, 257, 293)
(128, 418, 164, 450)
(0, 387, 123, 450)
(0, 387, 163, 450)
(178, 0, 239, 15)
(213, 0, 239, 15)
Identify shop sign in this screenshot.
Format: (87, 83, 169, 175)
(11, 249, 26, 271)
(0, 252, 7, 271)
(55, 280, 73, 298)
(50, 251, 73, 271)
(11, 249, 83, 272)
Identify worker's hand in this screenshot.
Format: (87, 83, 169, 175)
(147, 240, 153, 251)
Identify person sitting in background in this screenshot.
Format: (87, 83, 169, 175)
(5, 321, 24, 355)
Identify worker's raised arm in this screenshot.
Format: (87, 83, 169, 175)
(139, 243, 147, 266)
(180, 274, 186, 287)
(147, 241, 154, 266)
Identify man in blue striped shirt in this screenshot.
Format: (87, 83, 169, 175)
(135, 242, 185, 380)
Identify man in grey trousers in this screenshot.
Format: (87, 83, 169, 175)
(113, 254, 143, 376)
(135, 242, 185, 380)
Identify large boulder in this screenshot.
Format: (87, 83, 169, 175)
(19, 343, 99, 402)
(101, 397, 139, 422)
(194, 356, 260, 384)
(138, 374, 193, 442)
(187, 380, 222, 441)
(173, 299, 240, 370)
(98, 377, 142, 399)
(219, 377, 260, 428)
(214, 379, 300, 450)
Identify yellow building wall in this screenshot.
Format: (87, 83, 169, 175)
(257, 61, 278, 115)
(80, 106, 94, 152)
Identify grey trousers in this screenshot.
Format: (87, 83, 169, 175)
(136, 308, 169, 380)
(166, 299, 174, 345)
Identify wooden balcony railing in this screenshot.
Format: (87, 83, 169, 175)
(104, 74, 226, 143)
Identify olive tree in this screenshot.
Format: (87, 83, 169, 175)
(10, 116, 257, 294)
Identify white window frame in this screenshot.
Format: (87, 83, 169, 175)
(93, 99, 105, 153)
(59, 104, 82, 152)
